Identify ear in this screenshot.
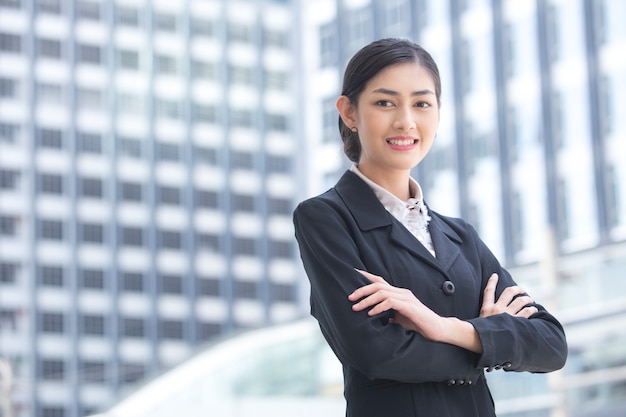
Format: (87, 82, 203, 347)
(336, 95, 357, 128)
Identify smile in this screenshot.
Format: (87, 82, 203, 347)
(386, 137, 418, 146)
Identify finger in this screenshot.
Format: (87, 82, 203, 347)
(355, 268, 388, 285)
(506, 296, 535, 314)
(494, 285, 527, 309)
(515, 306, 538, 318)
(482, 273, 499, 307)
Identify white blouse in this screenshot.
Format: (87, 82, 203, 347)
(350, 165, 436, 257)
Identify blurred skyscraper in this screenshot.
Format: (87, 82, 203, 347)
(2, 0, 626, 417)
(0, 0, 303, 415)
(299, 0, 626, 416)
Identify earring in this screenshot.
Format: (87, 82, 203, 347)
(351, 127, 358, 133)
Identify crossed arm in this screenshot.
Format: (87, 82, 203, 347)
(349, 269, 539, 354)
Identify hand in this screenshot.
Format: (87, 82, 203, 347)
(348, 269, 445, 340)
(480, 273, 538, 318)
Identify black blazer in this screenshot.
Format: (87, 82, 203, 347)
(293, 170, 567, 417)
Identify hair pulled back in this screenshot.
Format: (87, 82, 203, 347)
(338, 38, 441, 162)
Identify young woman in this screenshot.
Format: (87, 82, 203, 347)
(293, 38, 567, 417)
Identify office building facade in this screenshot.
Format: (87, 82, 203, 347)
(300, 0, 626, 416)
(0, 0, 302, 416)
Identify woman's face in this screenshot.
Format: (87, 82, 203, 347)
(343, 62, 440, 177)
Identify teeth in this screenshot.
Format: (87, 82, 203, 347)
(387, 139, 415, 146)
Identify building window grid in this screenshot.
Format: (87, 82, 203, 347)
(38, 265, 64, 287)
(81, 314, 106, 336)
(80, 268, 105, 289)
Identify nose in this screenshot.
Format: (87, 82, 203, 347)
(393, 105, 416, 131)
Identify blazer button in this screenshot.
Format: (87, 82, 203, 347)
(442, 280, 455, 295)
(447, 379, 456, 386)
(503, 362, 512, 369)
(456, 379, 465, 385)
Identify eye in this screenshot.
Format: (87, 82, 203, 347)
(375, 100, 394, 107)
(415, 101, 432, 108)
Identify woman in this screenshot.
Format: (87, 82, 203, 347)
(293, 38, 567, 417)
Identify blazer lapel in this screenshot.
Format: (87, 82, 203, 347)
(334, 171, 463, 276)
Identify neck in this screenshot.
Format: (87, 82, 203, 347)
(356, 165, 412, 201)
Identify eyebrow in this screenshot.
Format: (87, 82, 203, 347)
(371, 88, 435, 96)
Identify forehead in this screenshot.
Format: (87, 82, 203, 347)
(365, 62, 436, 92)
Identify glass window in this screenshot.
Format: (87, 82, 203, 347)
(232, 194, 254, 212)
(156, 142, 181, 161)
(39, 219, 64, 241)
(77, 0, 101, 21)
(37, 0, 61, 14)
(0, 169, 20, 189)
(270, 282, 295, 302)
(120, 226, 143, 247)
(37, 38, 63, 59)
(159, 230, 183, 249)
(121, 271, 144, 292)
(197, 277, 220, 296)
(265, 70, 288, 91)
(117, 93, 146, 116)
(119, 362, 146, 384)
(264, 29, 288, 48)
(155, 12, 177, 32)
(191, 18, 214, 37)
(269, 239, 292, 259)
(79, 177, 104, 199)
(233, 237, 256, 255)
(0, 33, 21, 53)
(265, 113, 288, 132)
(119, 181, 143, 202)
(191, 59, 217, 80)
(76, 43, 104, 65)
(77, 132, 103, 154)
(266, 155, 290, 173)
(38, 265, 64, 286)
(161, 319, 184, 340)
(40, 312, 64, 333)
(196, 233, 220, 252)
(77, 87, 104, 110)
(155, 98, 182, 119)
(319, 22, 337, 68)
(161, 274, 183, 293)
(193, 146, 218, 165)
(117, 136, 143, 158)
(155, 54, 179, 75)
(82, 314, 106, 336)
(0, 123, 20, 143)
(192, 103, 217, 123)
(229, 24, 252, 43)
(116, 49, 139, 70)
(231, 151, 254, 169)
(234, 280, 257, 299)
(36, 82, 64, 105)
(121, 317, 145, 338)
(38, 174, 64, 194)
(229, 109, 254, 128)
(80, 360, 106, 383)
(116, 5, 139, 27)
(0, 216, 17, 236)
(158, 185, 182, 205)
(229, 65, 254, 85)
(267, 197, 291, 215)
(39, 359, 65, 380)
(37, 128, 63, 149)
(80, 222, 105, 244)
(80, 268, 105, 289)
(0, 77, 17, 99)
(0, 262, 19, 283)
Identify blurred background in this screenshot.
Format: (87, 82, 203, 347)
(0, 0, 625, 416)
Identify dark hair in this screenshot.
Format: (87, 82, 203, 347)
(338, 38, 442, 162)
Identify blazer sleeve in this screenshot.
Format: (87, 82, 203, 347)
(463, 224, 568, 373)
(294, 196, 484, 384)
